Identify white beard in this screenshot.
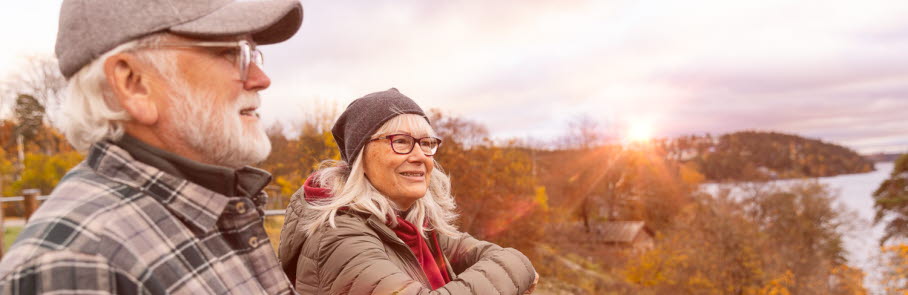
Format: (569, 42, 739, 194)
(166, 79, 271, 168)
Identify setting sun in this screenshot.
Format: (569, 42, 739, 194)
(626, 121, 654, 143)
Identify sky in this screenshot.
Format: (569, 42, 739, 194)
(1, 0, 907, 154)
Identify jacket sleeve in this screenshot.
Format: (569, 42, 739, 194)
(439, 232, 537, 292)
(438, 232, 504, 273)
(278, 188, 307, 283)
(319, 218, 536, 295)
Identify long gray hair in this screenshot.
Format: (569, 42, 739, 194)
(300, 114, 459, 238)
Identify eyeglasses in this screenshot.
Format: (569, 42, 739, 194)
(138, 40, 264, 81)
(370, 134, 443, 156)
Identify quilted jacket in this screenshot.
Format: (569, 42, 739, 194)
(278, 188, 537, 294)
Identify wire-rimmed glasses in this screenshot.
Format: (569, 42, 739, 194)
(138, 39, 263, 81)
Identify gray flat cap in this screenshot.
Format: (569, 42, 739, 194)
(56, 0, 303, 78)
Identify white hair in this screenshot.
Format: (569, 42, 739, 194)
(164, 69, 271, 168)
(56, 33, 174, 151)
(301, 114, 460, 238)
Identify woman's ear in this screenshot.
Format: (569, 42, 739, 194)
(104, 53, 158, 126)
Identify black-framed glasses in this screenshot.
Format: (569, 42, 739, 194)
(138, 40, 263, 81)
(370, 134, 443, 156)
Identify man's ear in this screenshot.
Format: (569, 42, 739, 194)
(104, 53, 159, 125)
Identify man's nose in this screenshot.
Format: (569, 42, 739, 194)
(244, 64, 271, 91)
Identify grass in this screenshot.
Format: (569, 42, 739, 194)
(4, 225, 22, 252)
(264, 215, 285, 254)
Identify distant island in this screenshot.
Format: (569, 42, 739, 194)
(864, 152, 904, 163)
(662, 131, 875, 182)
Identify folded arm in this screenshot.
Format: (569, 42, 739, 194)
(318, 222, 536, 294)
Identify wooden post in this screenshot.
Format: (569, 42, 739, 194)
(264, 185, 282, 210)
(22, 188, 40, 222)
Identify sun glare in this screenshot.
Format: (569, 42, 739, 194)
(626, 121, 654, 143)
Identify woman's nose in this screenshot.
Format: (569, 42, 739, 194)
(406, 147, 429, 162)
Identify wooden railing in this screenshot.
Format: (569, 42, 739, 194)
(1, 193, 287, 217)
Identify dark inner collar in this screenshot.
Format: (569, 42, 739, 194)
(114, 134, 270, 198)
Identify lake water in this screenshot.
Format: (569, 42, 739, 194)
(820, 162, 891, 294)
(702, 162, 893, 294)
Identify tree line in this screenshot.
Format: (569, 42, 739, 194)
(659, 131, 875, 182)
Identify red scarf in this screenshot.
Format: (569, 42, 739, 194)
(302, 175, 452, 289)
(302, 175, 332, 203)
(392, 216, 452, 289)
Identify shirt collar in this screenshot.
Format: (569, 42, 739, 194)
(115, 134, 238, 196)
(114, 135, 273, 200)
(87, 140, 271, 233)
(235, 166, 273, 206)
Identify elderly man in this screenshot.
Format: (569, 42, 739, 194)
(0, 0, 303, 293)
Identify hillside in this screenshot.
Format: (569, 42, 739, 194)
(662, 131, 874, 181)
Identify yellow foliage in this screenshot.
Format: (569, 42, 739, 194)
(273, 175, 302, 197)
(264, 215, 284, 254)
(534, 186, 549, 211)
(0, 149, 13, 176)
(0, 149, 14, 195)
(680, 161, 705, 185)
(320, 131, 340, 161)
(7, 151, 84, 196)
(686, 272, 721, 295)
(881, 244, 908, 294)
(624, 246, 688, 287)
(751, 271, 793, 295)
(830, 265, 867, 295)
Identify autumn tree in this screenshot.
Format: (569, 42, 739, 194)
(536, 142, 696, 236)
(6, 152, 83, 196)
(14, 95, 44, 147)
(829, 265, 867, 295)
(880, 244, 908, 294)
(1, 55, 66, 112)
(559, 115, 611, 150)
(745, 182, 850, 294)
(2, 55, 66, 140)
(0, 148, 13, 197)
(624, 192, 767, 294)
(259, 102, 341, 197)
(542, 145, 635, 232)
(430, 110, 545, 257)
(2, 55, 69, 181)
(624, 182, 863, 295)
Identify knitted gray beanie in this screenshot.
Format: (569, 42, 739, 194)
(331, 88, 429, 164)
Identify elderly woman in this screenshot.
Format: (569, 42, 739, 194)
(279, 88, 537, 294)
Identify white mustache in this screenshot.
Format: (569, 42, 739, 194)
(234, 92, 262, 111)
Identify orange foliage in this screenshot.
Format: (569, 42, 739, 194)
(881, 244, 908, 294)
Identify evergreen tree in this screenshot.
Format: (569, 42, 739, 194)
(873, 154, 908, 244)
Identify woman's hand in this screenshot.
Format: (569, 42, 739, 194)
(524, 272, 539, 294)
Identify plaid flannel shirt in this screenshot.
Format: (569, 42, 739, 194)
(0, 141, 295, 294)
